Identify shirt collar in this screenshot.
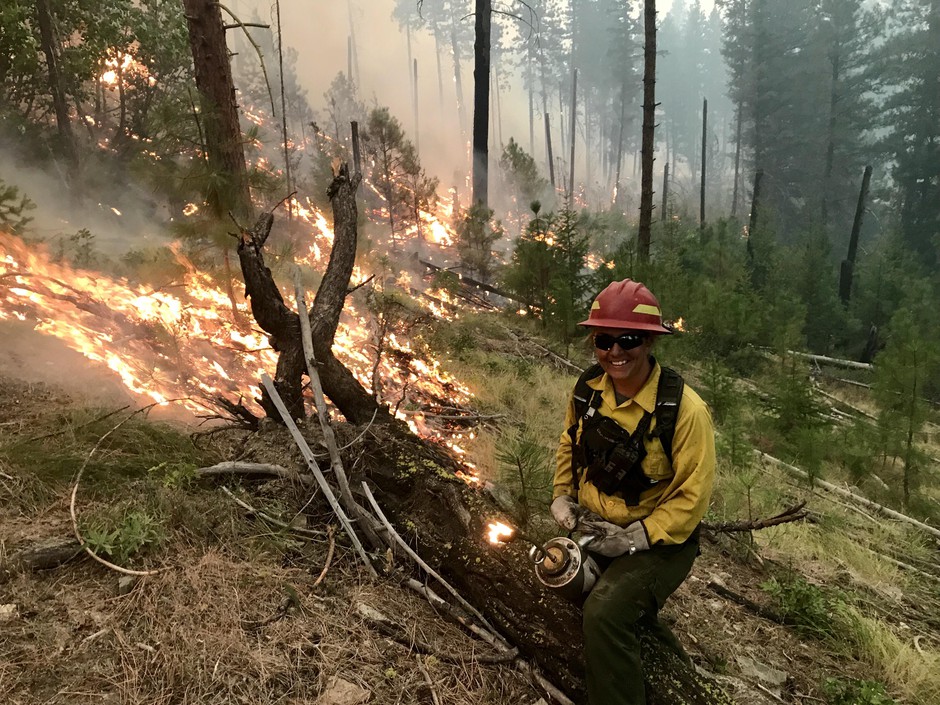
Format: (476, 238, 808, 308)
(586, 358, 661, 413)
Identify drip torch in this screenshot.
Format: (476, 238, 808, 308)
(487, 522, 602, 602)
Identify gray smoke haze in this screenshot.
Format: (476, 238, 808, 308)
(0, 148, 172, 255)
(244, 0, 713, 209)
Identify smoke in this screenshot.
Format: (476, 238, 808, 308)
(0, 147, 173, 256)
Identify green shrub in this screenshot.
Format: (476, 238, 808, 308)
(83, 508, 164, 565)
(823, 677, 895, 705)
(761, 574, 839, 639)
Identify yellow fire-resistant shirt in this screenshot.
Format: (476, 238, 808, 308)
(553, 361, 716, 545)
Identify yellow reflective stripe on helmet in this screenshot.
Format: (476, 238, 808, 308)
(591, 300, 601, 310)
(632, 304, 661, 316)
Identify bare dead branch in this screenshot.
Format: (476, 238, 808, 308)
(702, 502, 808, 534)
(220, 485, 327, 538)
(261, 373, 378, 577)
(196, 461, 314, 487)
(213, 3, 276, 113)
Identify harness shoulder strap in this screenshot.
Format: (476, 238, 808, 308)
(571, 363, 604, 418)
(567, 363, 604, 493)
(651, 365, 684, 465)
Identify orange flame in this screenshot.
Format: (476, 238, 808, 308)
(487, 521, 514, 544)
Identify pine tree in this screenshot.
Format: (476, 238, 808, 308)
(456, 203, 503, 282)
(363, 107, 438, 243)
(872, 304, 939, 507)
(873, 0, 940, 264)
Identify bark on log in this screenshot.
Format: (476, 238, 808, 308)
(2, 537, 83, 577)
(637, 0, 658, 263)
(235, 165, 387, 424)
(183, 0, 253, 221)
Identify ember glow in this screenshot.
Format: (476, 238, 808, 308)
(487, 521, 514, 545)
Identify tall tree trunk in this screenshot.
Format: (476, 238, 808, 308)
(822, 50, 841, 230)
(35, 0, 78, 185)
(731, 101, 742, 218)
(347, 0, 361, 86)
(434, 31, 445, 123)
(614, 84, 627, 207)
(544, 113, 556, 191)
(183, 0, 253, 221)
(568, 68, 578, 203)
(584, 94, 592, 203)
(700, 98, 707, 236)
(661, 162, 669, 222)
(746, 169, 764, 286)
(471, 0, 492, 207)
(413, 58, 420, 156)
(839, 165, 872, 306)
(527, 46, 535, 154)
(276, 0, 292, 213)
(637, 0, 658, 262)
(451, 22, 468, 143)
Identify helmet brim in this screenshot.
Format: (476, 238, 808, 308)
(577, 318, 674, 334)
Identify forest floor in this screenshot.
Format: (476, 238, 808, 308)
(2, 336, 939, 705)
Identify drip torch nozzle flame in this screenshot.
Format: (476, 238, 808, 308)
(486, 522, 545, 562)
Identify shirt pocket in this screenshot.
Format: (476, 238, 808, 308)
(642, 440, 673, 481)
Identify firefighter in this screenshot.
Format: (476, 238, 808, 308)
(551, 278, 716, 705)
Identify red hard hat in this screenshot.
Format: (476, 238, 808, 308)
(579, 279, 673, 334)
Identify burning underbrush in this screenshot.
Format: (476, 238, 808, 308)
(0, 214, 483, 464)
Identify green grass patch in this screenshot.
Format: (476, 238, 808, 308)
(0, 406, 214, 502)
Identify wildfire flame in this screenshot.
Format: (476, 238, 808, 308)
(670, 317, 686, 333)
(0, 226, 474, 441)
(486, 521, 514, 545)
(100, 50, 155, 88)
(2, 79, 490, 483)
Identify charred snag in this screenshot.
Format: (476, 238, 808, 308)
(235, 164, 388, 424)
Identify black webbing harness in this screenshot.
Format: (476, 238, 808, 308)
(566, 361, 684, 506)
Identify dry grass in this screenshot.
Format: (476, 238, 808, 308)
(837, 604, 940, 705)
(2, 524, 539, 705)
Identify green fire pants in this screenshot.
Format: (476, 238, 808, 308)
(582, 534, 699, 705)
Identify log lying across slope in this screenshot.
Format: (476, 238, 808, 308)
(233, 165, 734, 705)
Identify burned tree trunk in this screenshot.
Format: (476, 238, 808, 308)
(183, 0, 253, 221)
(236, 165, 386, 424)
(637, 0, 658, 263)
(471, 0, 492, 207)
(839, 165, 872, 306)
(35, 0, 78, 186)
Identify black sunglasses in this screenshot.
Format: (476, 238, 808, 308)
(593, 332, 647, 351)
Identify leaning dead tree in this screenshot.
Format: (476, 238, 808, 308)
(232, 162, 734, 704)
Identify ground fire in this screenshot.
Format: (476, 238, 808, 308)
(0, 196, 475, 461)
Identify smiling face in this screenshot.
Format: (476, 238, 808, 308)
(592, 327, 655, 398)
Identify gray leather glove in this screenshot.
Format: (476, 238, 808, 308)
(580, 519, 650, 557)
(550, 495, 582, 530)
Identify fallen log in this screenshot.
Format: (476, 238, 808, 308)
(786, 350, 873, 371)
(196, 461, 314, 486)
(756, 451, 940, 540)
(1, 537, 83, 576)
